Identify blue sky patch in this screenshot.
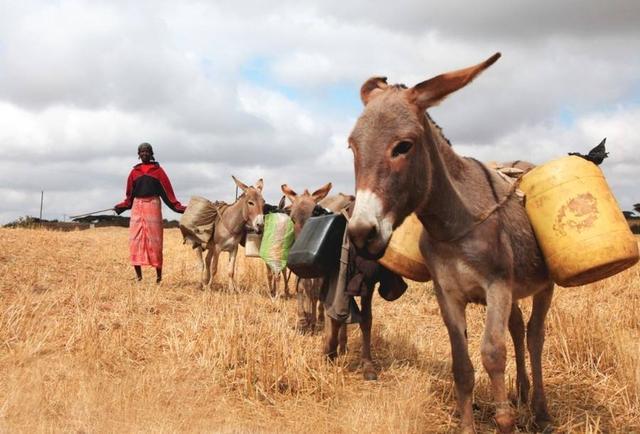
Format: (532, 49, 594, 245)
(240, 56, 361, 118)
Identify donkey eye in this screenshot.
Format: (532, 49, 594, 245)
(248, 201, 255, 206)
(392, 141, 413, 158)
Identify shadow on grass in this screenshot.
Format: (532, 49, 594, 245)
(343, 324, 449, 377)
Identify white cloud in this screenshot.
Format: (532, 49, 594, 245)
(0, 0, 639, 224)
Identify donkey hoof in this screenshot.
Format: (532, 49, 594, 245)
(533, 416, 554, 433)
(296, 323, 313, 335)
(324, 350, 338, 361)
(362, 361, 377, 381)
(494, 404, 516, 433)
(363, 369, 378, 381)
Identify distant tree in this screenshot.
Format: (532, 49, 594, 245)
(3, 215, 40, 228)
(634, 203, 640, 213)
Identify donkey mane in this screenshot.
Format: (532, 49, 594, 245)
(424, 112, 452, 147)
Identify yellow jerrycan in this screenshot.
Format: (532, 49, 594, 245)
(519, 156, 639, 287)
(378, 213, 431, 282)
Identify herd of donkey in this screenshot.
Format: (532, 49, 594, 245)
(174, 53, 620, 433)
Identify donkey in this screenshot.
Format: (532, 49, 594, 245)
(282, 183, 386, 380)
(346, 53, 554, 433)
(197, 176, 265, 291)
(281, 183, 334, 332)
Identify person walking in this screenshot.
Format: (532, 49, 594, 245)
(115, 143, 186, 283)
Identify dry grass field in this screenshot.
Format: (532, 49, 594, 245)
(1, 227, 639, 433)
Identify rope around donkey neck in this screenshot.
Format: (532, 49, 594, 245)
(431, 178, 522, 243)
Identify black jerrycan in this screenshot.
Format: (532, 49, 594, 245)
(287, 213, 347, 278)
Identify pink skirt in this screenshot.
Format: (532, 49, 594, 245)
(129, 197, 163, 268)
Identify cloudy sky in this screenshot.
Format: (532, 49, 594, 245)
(1, 0, 639, 224)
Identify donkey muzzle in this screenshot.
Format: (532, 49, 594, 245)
(347, 218, 386, 260)
(252, 214, 264, 234)
(348, 190, 394, 259)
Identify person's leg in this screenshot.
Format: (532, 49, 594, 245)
(156, 267, 162, 283)
(134, 265, 142, 281)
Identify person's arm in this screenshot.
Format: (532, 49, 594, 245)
(114, 170, 134, 214)
(155, 166, 187, 213)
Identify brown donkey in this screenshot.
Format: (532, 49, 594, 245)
(197, 176, 265, 291)
(281, 182, 334, 332)
(347, 53, 554, 433)
(282, 183, 384, 380)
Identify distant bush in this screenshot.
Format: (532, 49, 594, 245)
(4, 215, 179, 230)
(3, 216, 48, 228)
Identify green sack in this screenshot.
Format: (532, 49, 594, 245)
(259, 213, 295, 274)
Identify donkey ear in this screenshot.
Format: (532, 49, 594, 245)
(360, 76, 388, 105)
(278, 195, 286, 209)
(232, 175, 249, 192)
(254, 178, 264, 192)
(281, 184, 297, 203)
(340, 192, 356, 202)
(409, 53, 501, 110)
(311, 182, 332, 203)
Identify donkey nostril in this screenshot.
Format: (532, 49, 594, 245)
(348, 221, 378, 249)
(365, 225, 377, 242)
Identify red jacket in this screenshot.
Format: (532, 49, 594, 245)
(115, 162, 186, 214)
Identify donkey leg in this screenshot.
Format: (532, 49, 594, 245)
(271, 270, 279, 297)
(283, 269, 291, 298)
(435, 286, 475, 433)
(273, 272, 281, 298)
(195, 246, 204, 269)
(359, 291, 376, 380)
(482, 285, 515, 433)
(316, 299, 325, 331)
(508, 302, 529, 405)
(303, 279, 319, 331)
(296, 279, 305, 330)
(265, 266, 275, 297)
(310, 289, 318, 328)
(527, 284, 554, 430)
(296, 279, 313, 333)
(338, 322, 347, 355)
(227, 246, 238, 292)
(200, 247, 213, 289)
(195, 247, 205, 288)
(206, 248, 220, 290)
(323, 312, 342, 359)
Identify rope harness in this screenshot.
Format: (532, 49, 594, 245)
(431, 165, 529, 243)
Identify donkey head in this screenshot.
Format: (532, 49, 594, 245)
(281, 182, 332, 236)
(347, 53, 501, 257)
(232, 175, 265, 233)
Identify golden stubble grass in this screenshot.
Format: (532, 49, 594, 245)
(0, 227, 639, 433)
